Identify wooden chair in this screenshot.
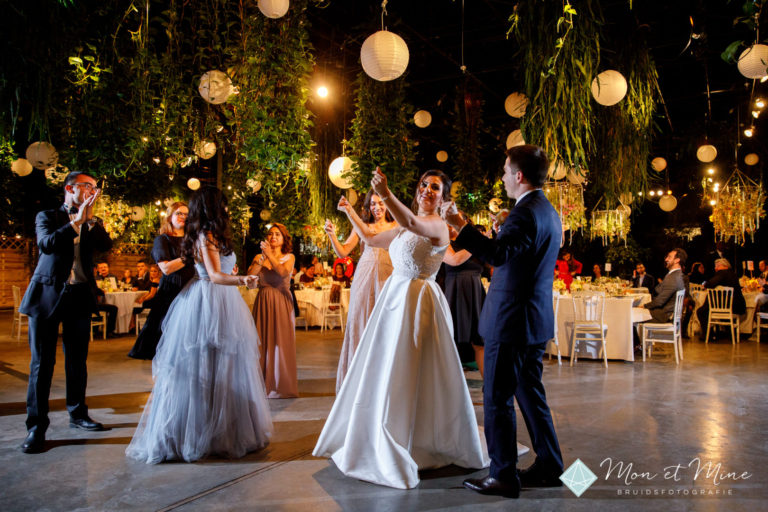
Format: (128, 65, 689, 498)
(90, 312, 108, 341)
(642, 290, 685, 364)
(11, 285, 28, 342)
(704, 286, 739, 345)
(549, 295, 562, 364)
(570, 291, 608, 368)
(320, 285, 344, 333)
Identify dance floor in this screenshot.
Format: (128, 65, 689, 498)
(1, 311, 766, 511)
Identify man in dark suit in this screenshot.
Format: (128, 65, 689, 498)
(632, 262, 655, 294)
(18, 171, 112, 453)
(696, 258, 746, 338)
(133, 261, 152, 291)
(445, 145, 563, 498)
(643, 249, 687, 323)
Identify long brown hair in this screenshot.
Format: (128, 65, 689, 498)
(182, 187, 234, 262)
(268, 223, 293, 254)
(410, 169, 452, 213)
(158, 201, 187, 235)
(360, 190, 395, 223)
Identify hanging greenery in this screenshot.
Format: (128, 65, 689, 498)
(347, 72, 418, 200)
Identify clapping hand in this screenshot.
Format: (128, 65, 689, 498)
(324, 219, 336, 237)
(337, 196, 351, 212)
(260, 241, 274, 260)
(371, 166, 389, 197)
(243, 275, 259, 289)
(73, 189, 100, 226)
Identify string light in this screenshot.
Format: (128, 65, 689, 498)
(745, 127, 754, 137)
(756, 98, 765, 108)
(707, 168, 715, 175)
(317, 86, 329, 98)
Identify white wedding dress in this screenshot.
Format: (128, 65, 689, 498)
(313, 229, 489, 489)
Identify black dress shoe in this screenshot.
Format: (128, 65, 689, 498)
(463, 476, 520, 498)
(70, 417, 105, 431)
(20, 431, 45, 454)
(519, 463, 563, 488)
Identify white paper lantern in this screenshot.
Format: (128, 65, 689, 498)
(619, 192, 634, 206)
(194, 140, 217, 160)
(257, 0, 289, 18)
(567, 168, 587, 185)
(651, 157, 667, 171)
(436, 150, 448, 162)
(745, 153, 759, 166)
(737, 44, 768, 79)
(696, 144, 717, 163)
(348, 189, 359, 206)
(260, 209, 272, 221)
(414, 110, 432, 128)
(198, 71, 233, 104)
(488, 197, 503, 213)
(505, 129, 525, 149)
(26, 142, 59, 170)
(130, 206, 146, 222)
(591, 70, 627, 106)
(450, 181, 463, 200)
(617, 204, 632, 216)
(548, 160, 567, 180)
(360, 30, 409, 82)
(328, 156, 354, 189)
(187, 178, 201, 190)
(11, 158, 34, 177)
(659, 194, 677, 212)
(504, 92, 528, 118)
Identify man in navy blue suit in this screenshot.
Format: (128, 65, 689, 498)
(444, 145, 564, 498)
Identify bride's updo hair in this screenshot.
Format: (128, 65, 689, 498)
(410, 169, 452, 213)
(182, 186, 234, 262)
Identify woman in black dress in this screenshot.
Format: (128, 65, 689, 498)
(128, 202, 195, 359)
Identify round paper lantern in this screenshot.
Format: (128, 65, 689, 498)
(488, 197, 503, 213)
(187, 178, 201, 190)
(348, 189, 359, 206)
(260, 209, 272, 221)
(246, 178, 263, 193)
(617, 204, 632, 216)
(548, 160, 567, 180)
(194, 140, 217, 160)
(130, 206, 146, 222)
(737, 44, 768, 79)
(696, 144, 717, 163)
(504, 92, 528, 118)
(198, 71, 233, 104)
(450, 181, 463, 200)
(360, 30, 409, 82)
(659, 194, 678, 212)
(328, 156, 354, 189)
(505, 129, 525, 149)
(651, 157, 667, 171)
(745, 153, 759, 166)
(619, 192, 634, 206)
(257, 0, 289, 19)
(11, 158, 33, 177)
(26, 142, 59, 170)
(567, 168, 586, 185)
(436, 150, 449, 162)
(413, 110, 432, 128)
(165, 157, 175, 167)
(591, 70, 627, 106)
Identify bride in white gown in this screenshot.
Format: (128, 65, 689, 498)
(313, 168, 489, 489)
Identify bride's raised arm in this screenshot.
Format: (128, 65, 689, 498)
(371, 167, 448, 246)
(338, 196, 399, 249)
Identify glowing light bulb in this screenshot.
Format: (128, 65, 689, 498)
(709, 199, 716, 206)
(756, 98, 765, 108)
(753, 111, 760, 118)
(667, 190, 672, 195)
(317, 86, 329, 98)
(707, 168, 715, 175)
(649, 190, 656, 197)
(745, 127, 754, 137)
(657, 189, 664, 196)
(762, 75, 768, 83)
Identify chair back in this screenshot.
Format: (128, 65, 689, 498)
(12, 285, 22, 309)
(323, 284, 342, 307)
(708, 286, 733, 313)
(689, 283, 704, 294)
(672, 289, 685, 333)
(572, 291, 606, 323)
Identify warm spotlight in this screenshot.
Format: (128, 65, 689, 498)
(317, 86, 329, 98)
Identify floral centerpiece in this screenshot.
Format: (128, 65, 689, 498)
(544, 182, 586, 243)
(740, 276, 761, 292)
(553, 278, 567, 294)
(314, 276, 333, 289)
(590, 209, 630, 245)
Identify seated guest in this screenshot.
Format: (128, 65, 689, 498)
(133, 261, 152, 291)
(311, 255, 325, 277)
(293, 264, 307, 284)
(555, 249, 582, 290)
(121, 269, 135, 287)
(696, 258, 746, 338)
(132, 265, 162, 315)
(688, 262, 706, 285)
(300, 264, 316, 284)
(759, 260, 768, 280)
(644, 248, 687, 323)
(333, 256, 355, 279)
(591, 263, 603, 280)
(91, 281, 118, 337)
(96, 261, 118, 290)
(632, 261, 655, 293)
(332, 263, 351, 288)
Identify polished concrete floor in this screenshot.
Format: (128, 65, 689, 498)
(1, 311, 766, 511)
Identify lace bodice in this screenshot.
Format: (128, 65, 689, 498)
(195, 252, 236, 279)
(388, 229, 447, 280)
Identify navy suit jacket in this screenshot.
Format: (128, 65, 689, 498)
(20, 206, 112, 319)
(456, 189, 562, 345)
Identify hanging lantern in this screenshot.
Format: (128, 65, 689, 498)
(488, 197, 503, 213)
(328, 156, 354, 189)
(504, 92, 528, 118)
(566, 168, 587, 185)
(617, 204, 632, 216)
(413, 110, 432, 128)
(737, 44, 768, 79)
(651, 157, 667, 171)
(505, 129, 525, 149)
(11, 158, 34, 177)
(619, 192, 634, 206)
(360, 30, 409, 81)
(260, 209, 272, 221)
(257, 0, 290, 19)
(26, 142, 59, 170)
(246, 178, 262, 193)
(590, 209, 630, 245)
(130, 206, 146, 221)
(547, 160, 567, 180)
(187, 178, 201, 190)
(198, 71, 233, 104)
(709, 170, 765, 244)
(590, 70, 627, 106)
(436, 150, 448, 162)
(745, 153, 759, 166)
(450, 181, 463, 200)
(165, 157, 175, 167)
(348, 189, 359, 206)
(659, 195, 678, 212)
(544, 182, 586, 238)
(194, 140, 217, 160)
(696, 144, 717, 163)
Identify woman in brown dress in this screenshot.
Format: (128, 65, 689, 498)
(249, 223, 297, 398)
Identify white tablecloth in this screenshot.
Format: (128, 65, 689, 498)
(238, 287, 351, 328)
(103, 291, 145, 333)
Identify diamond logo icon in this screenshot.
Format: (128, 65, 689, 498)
(560, 459, 598, 497)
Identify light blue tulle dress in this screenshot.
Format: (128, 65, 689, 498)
(126, 251, 273, 463)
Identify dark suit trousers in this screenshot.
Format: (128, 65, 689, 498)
(26, 284, 92, 433)
(484, 339, 563, 482)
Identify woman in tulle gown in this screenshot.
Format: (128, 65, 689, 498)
(249, 223, 297, 399)
(313, 168, 489, 489)
(126, 187, 272, 464)
(324, 190, 396, 393)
